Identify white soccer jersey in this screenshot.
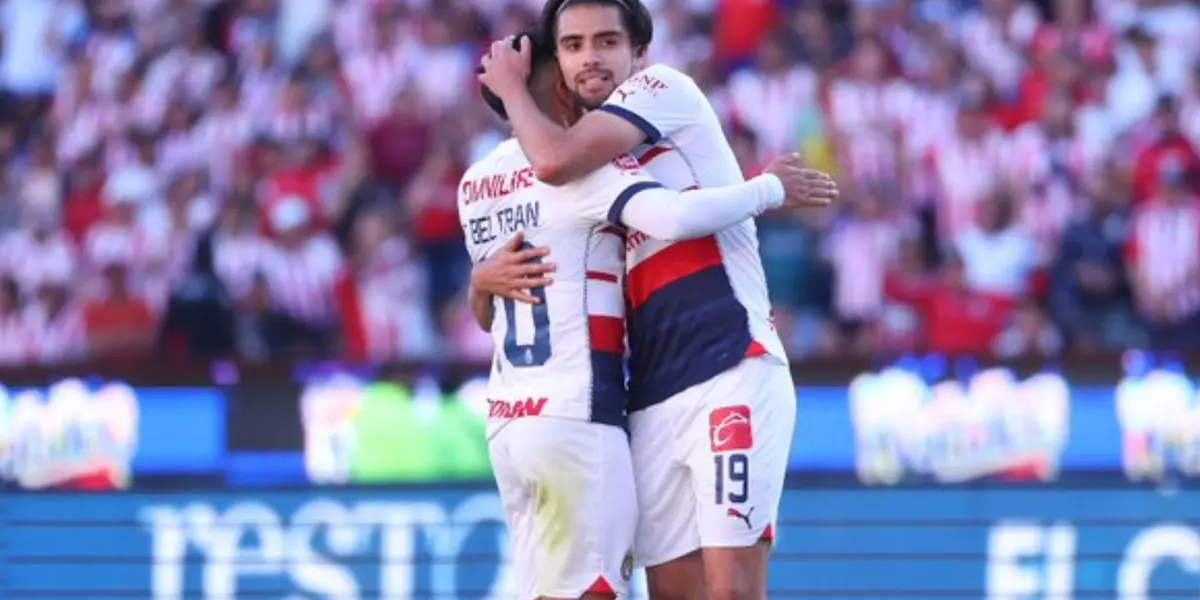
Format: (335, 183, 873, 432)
(459, 140, 652, 437)
(597, 63, 787, 411)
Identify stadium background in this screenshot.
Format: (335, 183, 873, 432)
(2, 0, 1200, 597)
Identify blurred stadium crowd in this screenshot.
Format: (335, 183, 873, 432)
(0, 0, 1197, 366)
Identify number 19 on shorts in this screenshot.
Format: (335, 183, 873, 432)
(714, 453, 749, 504)
(709, 404, 754, 505)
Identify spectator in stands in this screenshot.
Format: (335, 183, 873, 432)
(886, 250, 1016, 354)
(158, 231, 236, 359)
(1131, 94, 1200, 203)
(335, 206, 434, 362)
(954, 190, 1037, 296)
(26, 269, 85, 365)
(823, 186, 902, 354)
(994, 299, 1064, 358)
(0, 277, 28, 365)
(1051, 168, 1142, 350)
(1125, 159, 1200, 349)
(3, 0, 1200, 363)
(83, 262, 156, 360)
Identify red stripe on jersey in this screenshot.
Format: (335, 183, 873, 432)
(599, 225, 624, 237)
(588, 315, 625, 353)
(586, 270, 619, 283)
(638, 146, 672, 165)
(627, 237, 723, 309)
(746, 340, 769, 358)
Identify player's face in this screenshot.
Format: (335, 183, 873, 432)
(554, 4, 638, 109)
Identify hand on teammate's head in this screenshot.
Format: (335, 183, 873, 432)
(763, 153, 839, 209)
(471, 231, 556, 305)
(478, 34, 535, 101)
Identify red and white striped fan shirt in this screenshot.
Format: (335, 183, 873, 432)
(826, 79, 914, 185)
(1009, 123, 1088, 265)
(259, 101, 338, 144)
(928, 129, 1012, 237)
(80, 33, 138, 97)
(83, 221, 154, 272)
(158, 128, 202, 177)
(194, 108, 255, 191)
(824, 218, 901, 320)
(1125, 198, 1200, 320)
(24, 303, 87, 365)
(342, 44, 415, 126)
(351, 237, 436, 361)
(0, 230, 78, 297)
(727, 66, 817, 158)
(213, 232, 272, 300)
(261, 234, 342, 326)
(0, 309, 35, 366)
(57, 100, 124, 165)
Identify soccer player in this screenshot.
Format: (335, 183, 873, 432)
(476, 2, 834, 599)
(462, 33, 834, 600)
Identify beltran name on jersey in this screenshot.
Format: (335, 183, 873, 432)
(458, 140, 648, 437)
(599, 64, 788, 412)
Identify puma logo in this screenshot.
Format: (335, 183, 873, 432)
(726, 506, 755, 530)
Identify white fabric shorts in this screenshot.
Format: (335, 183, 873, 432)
(629, 357, 796, 567)
(489, 417, 638, 598)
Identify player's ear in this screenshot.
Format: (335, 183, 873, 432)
(632, 46, 648, 70)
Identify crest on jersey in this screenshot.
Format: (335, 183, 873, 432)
(849, 368, 1069, 485)
(612, 154, 643, 174)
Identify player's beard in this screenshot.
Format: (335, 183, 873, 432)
(570, 69, 616, 110)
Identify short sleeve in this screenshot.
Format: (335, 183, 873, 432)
(596, 64, 704, 145)
(567, 155, 663, 227)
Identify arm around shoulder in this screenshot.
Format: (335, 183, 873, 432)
(528, 110, 647, 185)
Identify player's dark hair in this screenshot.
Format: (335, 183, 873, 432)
(540, 0, 654, 56)
(478, 31, 555, 121)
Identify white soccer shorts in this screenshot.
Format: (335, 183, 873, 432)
(629, 357, 796, 567)
(490, 417, 638, 598)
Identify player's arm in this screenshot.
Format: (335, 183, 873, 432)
(505, 64, 699, 185)
(467, 280, 495, 331)
(578, 155, 836, 240)
(614, 176, 784, 240)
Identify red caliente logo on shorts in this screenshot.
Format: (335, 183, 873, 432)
(709, 405, 754, 452)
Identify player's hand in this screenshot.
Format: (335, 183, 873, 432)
(471, 232, 555, 304)
(765, 154, 839, 208)
(478, 35, 532, 100)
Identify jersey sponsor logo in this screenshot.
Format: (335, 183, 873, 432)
(616, 72, 668, 99)
(487, 397, 548, 419)
(709, 405, 754, 452)
(460, 166, 536, 205)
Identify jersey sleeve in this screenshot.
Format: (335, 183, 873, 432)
(570, 155, 786, 241)
(568, 154, 662, 225)
(596, 63, 704, 145)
